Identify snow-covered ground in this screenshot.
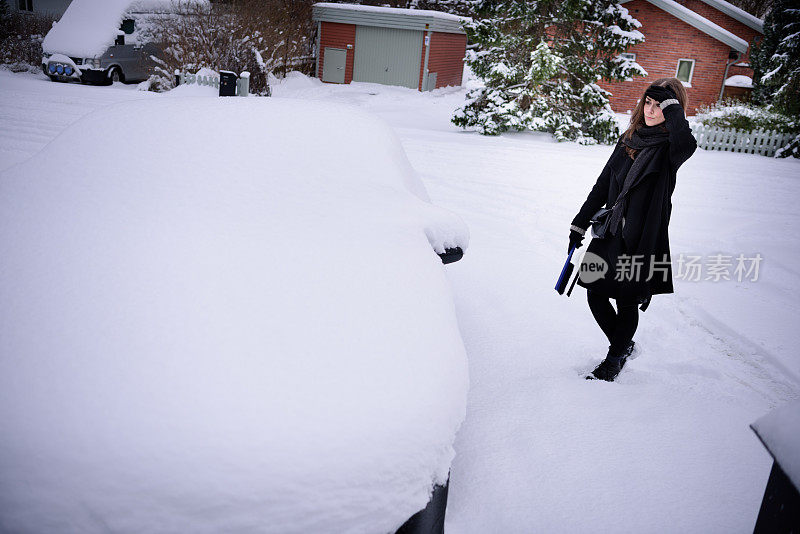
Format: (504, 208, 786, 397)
(1, 69, 799, 532)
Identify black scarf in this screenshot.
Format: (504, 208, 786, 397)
(608, 125, 670, 235)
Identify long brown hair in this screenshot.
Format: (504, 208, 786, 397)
(622, 77, 688, 159)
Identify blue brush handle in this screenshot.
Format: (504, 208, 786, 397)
(555, 245, 577, 291)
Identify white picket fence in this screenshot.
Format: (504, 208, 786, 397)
(690, 123, 793, 157)
(179, 71, 219, 89)
(175, 70, 250, 96)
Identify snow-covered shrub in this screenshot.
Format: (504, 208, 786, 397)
(137, 72, 172, 92)
(695, 99, 797, 133)
(0, 3, 56, 71)
(145, 0, 315, 95)
(775, 134, 800, 158)
(695, 100, 800, 159)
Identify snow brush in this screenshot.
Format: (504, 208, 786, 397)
(555, 246, 576, 295)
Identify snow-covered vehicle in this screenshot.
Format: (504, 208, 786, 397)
(41, 0, 174, 84)
(0, 97, 469, 533)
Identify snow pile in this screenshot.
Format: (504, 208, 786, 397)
(724, 74, 753, 88)
(0, 97, 469, 533)
(41, 0, 183, 57)
(269, 72, 467, 133)
(751, 400, 800, 490)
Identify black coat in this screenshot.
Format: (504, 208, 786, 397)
(572, 104, 697, 303)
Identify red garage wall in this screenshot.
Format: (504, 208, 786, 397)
(319, 22, 356, 84)
(426, 32, 467, 89)
(320, 21, 465, 91)
(599, 0, 733, 115)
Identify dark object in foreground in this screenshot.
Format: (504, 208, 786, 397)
(753, 461, 800, 533)
(438, 247, 463, 264)
(750, 401, 800, 533)
(396, 478, 449, 534)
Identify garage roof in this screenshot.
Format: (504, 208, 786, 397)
(312, 3, 469, 34)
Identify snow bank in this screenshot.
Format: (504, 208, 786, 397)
(41, 0, 181, 57)
(0, 97, 469, 533)
(751, 400, 800, 490)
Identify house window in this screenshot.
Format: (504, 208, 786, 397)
(18, 0, 34, 11)
(676, 59, 695, 85)
(620, 52, 636, 62)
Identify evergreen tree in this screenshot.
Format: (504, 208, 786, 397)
(752, 0, 800, 157)
(0, 1, 10, 43)
(452, 0, 646, 144)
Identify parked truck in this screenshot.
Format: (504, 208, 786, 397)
(41, 0, 180, 85)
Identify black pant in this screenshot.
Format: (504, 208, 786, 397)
(587, 289, 639, 356)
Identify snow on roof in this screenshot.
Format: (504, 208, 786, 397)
(751, 399, 800, 490)
(698, 0, 764, 33)
(724, 74, 752, 87)
(313, 2, 470, 34)
(313, 2, 469, 23)
(42, 0, 188, 57)
(620, 0, 749, 53)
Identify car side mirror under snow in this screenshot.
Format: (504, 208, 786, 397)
(438, 247, 463, 264)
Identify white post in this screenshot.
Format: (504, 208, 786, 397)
(421, 29, 433, 91)
(238, 71, 250, 96)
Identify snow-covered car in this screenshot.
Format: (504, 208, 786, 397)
(0, 98, 469, 532)
(41, 0, 174, 84)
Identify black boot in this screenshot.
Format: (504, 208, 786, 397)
(624, 340, 636, 359)
(587, 347, 628, 382)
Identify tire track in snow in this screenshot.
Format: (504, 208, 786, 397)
(0, 72, 154, 171)
(675, 296, 800, 397)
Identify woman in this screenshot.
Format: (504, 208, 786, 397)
(568, 78, 697, 381)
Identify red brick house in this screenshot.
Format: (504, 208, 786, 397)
(600, 0, 765, 115)
(312, 3, 468, 91)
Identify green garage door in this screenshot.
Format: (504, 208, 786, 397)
(353, 26, 423, 89)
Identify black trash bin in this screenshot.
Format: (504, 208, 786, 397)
(219, 70, 237, 97)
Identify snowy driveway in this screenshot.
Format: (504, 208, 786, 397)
(1, 70, 799, 532)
